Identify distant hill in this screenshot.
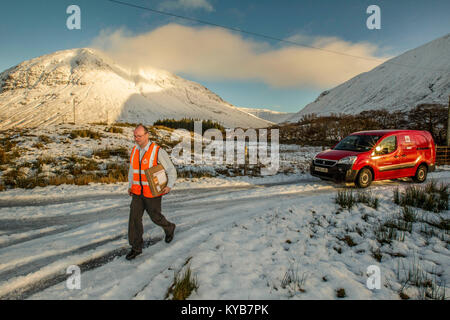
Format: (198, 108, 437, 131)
(237, 107, 293, 123)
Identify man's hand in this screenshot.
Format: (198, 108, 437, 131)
(162, 186, 171, 194)
(128, 188, 133, 196)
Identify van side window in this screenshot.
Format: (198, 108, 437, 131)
(375, 136, 397, 155)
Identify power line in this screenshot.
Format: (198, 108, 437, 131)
(105, 0, 385, 62)
(105, 0, 448, 73)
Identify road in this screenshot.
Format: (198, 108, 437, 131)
(0, 174, 438, 300)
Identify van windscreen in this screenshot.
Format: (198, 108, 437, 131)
(334, 135, 382, 152)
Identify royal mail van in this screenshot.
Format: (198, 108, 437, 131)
(310, 130, 436, 188)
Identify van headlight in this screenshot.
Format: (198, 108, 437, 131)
(337, 156, 357, 165)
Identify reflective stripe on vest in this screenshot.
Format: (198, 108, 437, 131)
(130, 143, 160, 197)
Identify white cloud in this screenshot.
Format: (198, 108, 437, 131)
(158, 0, 214, 12)
(91, 24, 390, 88)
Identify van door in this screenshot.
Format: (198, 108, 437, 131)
(398, 134, 420, 177)
(372, 135, 402, 180)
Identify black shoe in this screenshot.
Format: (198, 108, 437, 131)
(125, 249, 142, 260)
(165, 223, 176, 243)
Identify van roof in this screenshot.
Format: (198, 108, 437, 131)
(351, 129, 425, 136)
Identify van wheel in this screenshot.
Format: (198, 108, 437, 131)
(413, 164, 427, 183)
(356, 168, 372, 188)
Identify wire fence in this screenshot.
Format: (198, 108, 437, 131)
(436, 146, 450, 165)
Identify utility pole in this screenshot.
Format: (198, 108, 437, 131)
(73, 98, 76, 125)
(447, 95, 450, 146)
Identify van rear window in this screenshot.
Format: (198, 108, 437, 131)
(334, 135, 382, 152)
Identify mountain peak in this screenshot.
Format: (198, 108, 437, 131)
(0, 48, 271, 129)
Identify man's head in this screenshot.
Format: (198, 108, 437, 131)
(134, 124, 149, 148)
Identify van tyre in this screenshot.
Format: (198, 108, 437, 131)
(413, 164, 427, 183)
(355, 168, 372, 188)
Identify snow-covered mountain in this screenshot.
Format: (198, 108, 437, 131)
(0, 48, 272, 129)
(237, 107, 294, 123)
(288, 34, 450, 122)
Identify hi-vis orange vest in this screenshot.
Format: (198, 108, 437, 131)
(130, 142, 160, 198)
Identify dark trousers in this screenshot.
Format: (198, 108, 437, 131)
(128, 194, 173, 251)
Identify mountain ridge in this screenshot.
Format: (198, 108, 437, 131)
(288, 33, 450, 122)
(0, 48, 272, 129)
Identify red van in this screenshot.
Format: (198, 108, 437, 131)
(310, 130, 436, 188)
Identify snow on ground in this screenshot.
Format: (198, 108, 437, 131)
(0, 124, 448, 299)
(0, 168, 448, 300)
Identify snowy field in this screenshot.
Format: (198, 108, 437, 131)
(0, 167, 448, 300)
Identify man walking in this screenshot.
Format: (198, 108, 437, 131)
(126, 124, 177, 261)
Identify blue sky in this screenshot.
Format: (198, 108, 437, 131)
(1, 0, 449, 113)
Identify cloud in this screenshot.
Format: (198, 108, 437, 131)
(91, 24, 390, 88)
(158, 0, 214, 12)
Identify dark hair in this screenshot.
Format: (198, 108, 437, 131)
(135, 124, 148, 134)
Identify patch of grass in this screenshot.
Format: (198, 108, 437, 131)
(371, 247, 382, 262)
(0, 136, 18, 153)
(335, 190, 356, 209)
(48, 174, 100, 186)
(2, 159, 128, 190)
(401, 206, 418, 223)
(154, 118, 225, 134)
(0, 137, 21, 165)
(393, 182, 449, 213)
(0, 147, 10, 165)
(375, 223, 405, 245)
(333, 247, 342, 254)
(80, 159, 100, 171)
(32, 156, 58, 174)
(335, 190, 379, 210)
(104, 163, 128, 181)
(165, 265, 199, 300)
(355, 191, 379, 209)
(16, 175, 49, 189)
(153, 125, 175, 132)
(113, 122, 139, 128)
(104, 126, 124, 134)
(68, 129, 103, 140)
(93, 147, 129, 159)
(1, 168, 49, 189)
(339, 235, 357, 247)
(176, 166, 216, 178)
(1, 168, 26, 188)
(281, 264, 307, 294)
(397, 258, 446, 300)
(383, 217, 412, 233)
(31, 142, 45, 149)
(336, 288, 346, 298)
(38, 135, 52, 144)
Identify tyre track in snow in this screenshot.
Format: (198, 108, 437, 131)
(0, 178, 321, 208)
(0, 183, 335, 300)
(0, 178, 322, 237)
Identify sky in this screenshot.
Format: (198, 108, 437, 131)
(0, 0, 449, 113)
